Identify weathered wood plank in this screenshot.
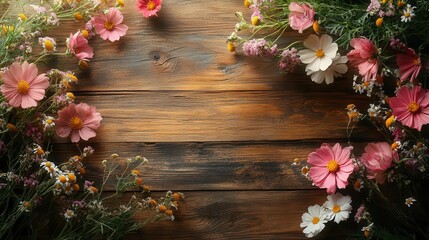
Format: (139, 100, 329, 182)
(52, 141, 368, 191)
(45, 0, 359, 92)
(110, 191, 357, 240)
(60, 91, 376, 143)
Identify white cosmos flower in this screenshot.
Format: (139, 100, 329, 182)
(300, 204, 329, 238)
(306, 54, 348, 84)
(323, 193, 352, 224)
(299, 34, 338, 72)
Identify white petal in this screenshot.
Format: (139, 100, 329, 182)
(320, 34, 333, 50)
(319, 57, 333, 71)
(310, 71, 325, 84)
(325, 69, 334, 84)
(306, 58, 322, 71)
(303, 34, 321, 51)
(299, 50, 317, 64)
(324, 43, 338, 59)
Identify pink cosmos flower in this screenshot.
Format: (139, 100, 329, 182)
(308, 143, 354, 194)
(68, 32, 94, 60)
(396, 47, 421, 82)
(360, 142, 398, 184)
(347, 38, 379, 81)
(389, 86, 429, 131)
(92, 8, 128, 42)
(0, 62, 49, 108)
(55, 103, 102, 143)
(137, 0, 163, 18)
(288, 2, 315, 33)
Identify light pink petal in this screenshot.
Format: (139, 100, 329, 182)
(55, 125, 72, 138)
(22, 62, 38, 83)
(70, 131, 81, 143)
(20, 94, 38, 108)
(7, 94, 22, 107)
(108, 8, 123, 24)
(79, 127, 97, 141)
(27, 88, 46, 101)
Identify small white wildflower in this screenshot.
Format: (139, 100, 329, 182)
(405, 197, 416, 207)
(401, 4, 416, 22)
(63, 209, 76, 221)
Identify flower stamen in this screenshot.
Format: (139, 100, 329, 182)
(104, 21, 115, 31)
(17, 80, 30, 94)
(70, 116, 83, 130)
(407, 102, 419, 113)
(315, 49, 324, 58)
(312, 217, 320, 224)
(326, 160, 339, 173)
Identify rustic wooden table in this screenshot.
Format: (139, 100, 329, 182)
(53, 0, 374, 239)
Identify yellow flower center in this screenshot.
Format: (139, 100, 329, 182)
(18, 13, 27, 21)
(104, 21, 115, 31)
(44, 39, 54, 51)
(147, 1, 156, 10)
(413, 57, 421, 66)
(404, 12, 411, 18)
(332, 204, 341, 213)
(326, 160, 339, 173)
(45, 161, 52, 168)
(312, 217, 320, 224)
(68, 173, 76, 182)
(251, 16, 260, 26)
(81, 29, 89, 38)
(17, 80, 30, 94)
(315, 49, 325, 58)
(59, 175, 67, 183)
(70, 116, 83, 130)
(407, 101, 419, 113)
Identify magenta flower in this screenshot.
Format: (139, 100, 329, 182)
(92, 8, 128, 42)
(0, 62, 49, 108)
(396, 47, 421, 82)
(389, 86, 429, 131)
(68, 32, 94, 60)
(137, 0, 163, 18)
(347, 38, 379, 82)
(288, 2, 315, 33)
(308, 143, 354, 194)
(360, 142, 398, 184)
(54, 103, 102, 143)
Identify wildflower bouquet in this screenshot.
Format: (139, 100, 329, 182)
(0, 0, 182, 239)
(228, 0, 429, 238)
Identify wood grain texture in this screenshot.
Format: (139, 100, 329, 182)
(58, 91, 377, 143)
(53, 141, 368, 191)
(46, 0, 377, 238)
(114, 191, 358, 240)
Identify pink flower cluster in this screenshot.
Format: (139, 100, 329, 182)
(278, 48, 300, 72)
(242, 39, 278, 59)
(288, 2, 315, 33)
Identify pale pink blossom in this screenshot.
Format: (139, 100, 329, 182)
(55, 103, 102, 143)
(67, 32, 94, 60)
(360, 142, 398, 184)
(288, 2, 315, 33)
(389, 86, 429, 131)
(0, 62, 49, 108)
(308, 143, 354, 194)
(92, 8, 128, 42)
(397, 47, 421, 82)
(347, 38, 379, 81)
(137, 0, 163, 18)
